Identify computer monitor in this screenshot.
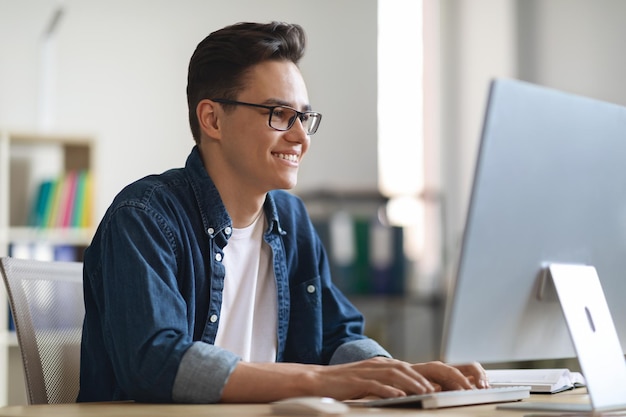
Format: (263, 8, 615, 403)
(441, 78, 626, 365)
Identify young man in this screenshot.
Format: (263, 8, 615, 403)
(78, 21, 487, 403)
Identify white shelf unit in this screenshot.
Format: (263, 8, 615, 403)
(0, 130, 94, 406)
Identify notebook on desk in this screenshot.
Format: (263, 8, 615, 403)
(486, 368, 586, 394)
(361, 385, 530, 409)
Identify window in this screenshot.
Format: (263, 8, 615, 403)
(378, 0, 441, 294)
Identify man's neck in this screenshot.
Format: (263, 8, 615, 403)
(199, 142, 267, 228)
(223, 192, 266, 229)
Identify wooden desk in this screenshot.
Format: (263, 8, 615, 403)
(0, 389, 591, 417)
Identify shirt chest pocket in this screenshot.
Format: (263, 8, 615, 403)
(291, 276, 321, 311)
(286, 276, 324, 362)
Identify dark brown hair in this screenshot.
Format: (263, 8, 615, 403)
(187, 21, 306, 143)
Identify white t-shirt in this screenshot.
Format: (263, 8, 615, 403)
(214, 212, 278, 362)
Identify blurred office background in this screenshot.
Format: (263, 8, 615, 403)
(1, 0, 626, 372)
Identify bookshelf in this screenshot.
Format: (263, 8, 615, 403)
(0, 130, 95, 406)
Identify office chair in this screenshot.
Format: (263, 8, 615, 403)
(0, 256, 84, 404)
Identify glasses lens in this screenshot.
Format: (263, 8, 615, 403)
(269, 107, 297, 131)
(302, 113, 322, 135)
(269, 107, 322, 135)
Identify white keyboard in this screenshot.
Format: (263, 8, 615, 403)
(363, 385, 531, 409)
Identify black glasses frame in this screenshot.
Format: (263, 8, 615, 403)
(211, 98, 322, 135)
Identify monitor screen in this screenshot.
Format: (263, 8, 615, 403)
(441, 78, 626, 364)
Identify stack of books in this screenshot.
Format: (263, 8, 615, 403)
(27, 170, 93, 229)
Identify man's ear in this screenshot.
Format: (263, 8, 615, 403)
(197, 99, 222, 140)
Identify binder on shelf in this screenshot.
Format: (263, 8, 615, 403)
(54, 245, 79, 262)
(369, 219, 405, 295)
(27, 169, 92, 229)
(314, 210, 406, 296)
(46, 176, 63, 228)
(73, 170, 89, 227)
(325, 210, 357, 294)
(59, 170, 78, 227)
(353, 218, 371, 294)
(80, 170, 93, 228)
(27, 179, 53, 227)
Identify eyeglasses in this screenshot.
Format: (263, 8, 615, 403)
(211, 98, 322, 135)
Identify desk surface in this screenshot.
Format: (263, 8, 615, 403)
(0, 389, 591, 417)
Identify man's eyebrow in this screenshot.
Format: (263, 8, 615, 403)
(263, 98, 313, 111)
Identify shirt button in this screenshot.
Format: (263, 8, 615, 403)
(224, 227, 232, 235)
(307, 285, 316, 294)
(207, 227, 214, 235)
(210, 314, 218, 323)
(215, 253, 222, 262)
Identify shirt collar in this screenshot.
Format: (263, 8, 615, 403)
(185, 146, 284, 238)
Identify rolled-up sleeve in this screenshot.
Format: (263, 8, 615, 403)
(329, 339, 392, 365)
(172, 342, 241, 403)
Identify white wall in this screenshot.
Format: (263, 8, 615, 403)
(437, 0, 626, 279)
(0, 0, 378, 221)
(517, 0, 626, 105)
(438, 0, 518, 279)
(4, 0, 626, 287)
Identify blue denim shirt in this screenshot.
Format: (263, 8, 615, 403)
(78, 146, 390, 403)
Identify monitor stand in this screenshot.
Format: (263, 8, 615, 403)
(499, 263, 626, 413)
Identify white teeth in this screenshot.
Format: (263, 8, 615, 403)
(275, 153, 298, 162)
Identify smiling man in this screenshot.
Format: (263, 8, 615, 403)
(78, 21, 487, 404)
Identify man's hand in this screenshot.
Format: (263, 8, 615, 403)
(221, 357, 489, 402)
(312, 358, 489, 400)
(411, 361, 489, 391)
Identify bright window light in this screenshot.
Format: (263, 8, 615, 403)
(378, 0, 424, 201)
(378, 0, 425, 270)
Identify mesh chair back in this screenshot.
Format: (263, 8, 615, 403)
(0, 256, 84, 404)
